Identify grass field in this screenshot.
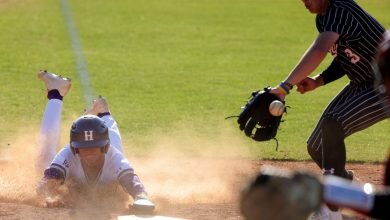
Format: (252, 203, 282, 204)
(0, 0, 389, 162)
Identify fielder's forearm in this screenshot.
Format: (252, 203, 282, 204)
(284, 47, 327, 85)
(284, 32, 339, 86)
(313, 75, 325, 88)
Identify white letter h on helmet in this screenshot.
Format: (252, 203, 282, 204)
(84, 130, 94, 141)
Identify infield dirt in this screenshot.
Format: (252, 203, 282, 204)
(0, 156, 384, 220)
(0, 129, 385, 220)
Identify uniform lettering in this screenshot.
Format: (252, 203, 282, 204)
(63, 159, 70, 168)
(84, 130, 94, 141)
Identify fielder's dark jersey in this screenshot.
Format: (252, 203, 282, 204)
(316, 0, 385, 84)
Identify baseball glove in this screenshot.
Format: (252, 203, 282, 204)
(240, 166, 322, 220)
(237, 87, 285, 142)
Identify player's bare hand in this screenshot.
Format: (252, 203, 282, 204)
(129, 193, 155, 214)
(36, 178, 64, 198)
(270, 87, 286, 101)
(45, 196, 66, 208)
(296, 77, 320, 94)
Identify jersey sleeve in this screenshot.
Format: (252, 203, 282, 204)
(113, 152, 146, 197)
(321, 7, 361, 37)
(49, 146, 72, 180)
(320, 59, 346, 84)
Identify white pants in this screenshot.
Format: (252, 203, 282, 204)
(37, 99, 123, 171)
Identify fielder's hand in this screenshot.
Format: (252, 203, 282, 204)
(296, 76, 324, 94)
(237, 87, 285, 142)
(270, 87, 286, 101)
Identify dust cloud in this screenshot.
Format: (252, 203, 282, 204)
(126, 122, 256, 210)
(0, 127, 41, 204)
(0, 120, 257, 218)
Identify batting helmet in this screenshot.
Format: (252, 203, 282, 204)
(70, 115, 110, 154)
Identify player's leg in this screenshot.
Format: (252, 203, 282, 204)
(308, 83, 388, 178)
(307, 84, 353, 170)
(84, 96, 123, 152)
(324, 84, 388, 176)
(36, 70, 71, 172)
(102, 114, 123, 153)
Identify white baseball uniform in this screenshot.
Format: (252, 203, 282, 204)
(37, 99, 145, 197)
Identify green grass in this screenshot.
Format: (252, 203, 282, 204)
(0, 0, 389, 162)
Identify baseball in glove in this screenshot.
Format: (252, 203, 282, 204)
(237, 87, 285, 143)
(240, 166, 322, 220)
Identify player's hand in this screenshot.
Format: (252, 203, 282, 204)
(45, 196, 66, 208)
(36, 178, 64, 198)
(270, 87, 286, 101)
(129, 192, 155, 214)
(296, 77, 322, 94)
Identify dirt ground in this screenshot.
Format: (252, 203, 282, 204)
(0, 158, 385, 220)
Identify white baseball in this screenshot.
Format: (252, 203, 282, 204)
(269, 100, 285, 116)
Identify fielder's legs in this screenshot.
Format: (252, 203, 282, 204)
(307, 83, 389, 178)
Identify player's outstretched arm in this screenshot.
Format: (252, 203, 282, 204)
(118, 172, 155, 213)
(36, 177, 67, 207)
(271, 31, 339, 100)
(36, 167, 67, 207)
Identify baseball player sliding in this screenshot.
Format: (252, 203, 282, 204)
(35, 70, 155, 213)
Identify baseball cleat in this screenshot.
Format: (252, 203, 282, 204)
(38, 70, 71, 97)
(323, 169, 355, 181)
(84, 96, 110, 115)
(345, 170, 355, 181)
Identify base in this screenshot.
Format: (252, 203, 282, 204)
(118, 215, 186, 220)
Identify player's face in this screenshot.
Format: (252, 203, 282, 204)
(301, 0, 325, 14)
(78, 148, 104, 168)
